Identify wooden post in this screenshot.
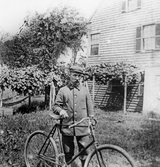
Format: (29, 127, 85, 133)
(49, 82, 55, 110)
(123, 74, 127, 114)
(85, 81, 89, 90)
(92, 75, 95, 107)
(0, 89, 3, 108)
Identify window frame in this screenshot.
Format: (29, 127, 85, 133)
(89, 32, 100, 56)
(90, 44, 99, 56)
(122, 0, 141, 13)
(135, 23, 160, 53)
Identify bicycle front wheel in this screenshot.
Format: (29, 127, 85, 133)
(85, 144, 136, 167)
(24, 130, 58, 167)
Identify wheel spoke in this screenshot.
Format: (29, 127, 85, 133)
(24, 131, 58, 167)
(86, 145, 136, 167)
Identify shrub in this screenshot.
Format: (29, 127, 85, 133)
(0, 111, 54, 167)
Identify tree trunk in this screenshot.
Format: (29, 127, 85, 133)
(28, 94, 31, 112)
(71, 49, 77, 65)
(45, 86, 50, 109)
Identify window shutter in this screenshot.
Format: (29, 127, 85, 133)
(156, 24, 160, 35)
(137, 0, 141, 8)
(122, 1, 126, 13)
(136, 27, 141, 38)
(155, 24, 160, 49)
(136, 27, 141, 52)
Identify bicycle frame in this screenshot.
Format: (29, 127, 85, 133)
(36, 118, 102, 167)
(25, 115, 136, 167)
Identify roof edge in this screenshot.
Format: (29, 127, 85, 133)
(88, 0, 105, 22)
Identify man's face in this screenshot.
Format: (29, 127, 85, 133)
(70, 72, 82, 84)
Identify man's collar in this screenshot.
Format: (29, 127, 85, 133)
(67, 83, 81, 91)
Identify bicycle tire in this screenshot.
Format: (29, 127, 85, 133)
(84, 144, 136, 167)
(24, 130, 58, 167)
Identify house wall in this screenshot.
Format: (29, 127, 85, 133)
(143, 67, 160, 114)
(88, 0, 160, 66)
(88, 0, 160, 113)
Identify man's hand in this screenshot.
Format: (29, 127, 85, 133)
(60, 110, 69, 119)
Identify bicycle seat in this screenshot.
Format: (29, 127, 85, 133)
(49, 113, 61, 120)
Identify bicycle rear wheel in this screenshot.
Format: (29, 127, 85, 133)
(24, 130, 58, 167)
(84, 144, 136, 167)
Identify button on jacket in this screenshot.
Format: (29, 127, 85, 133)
(53, 84, 94, 136)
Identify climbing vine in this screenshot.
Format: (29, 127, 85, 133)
(84, 62, 142, 85)
(0, 61, 143, 97)
(0, 66, 63, 96)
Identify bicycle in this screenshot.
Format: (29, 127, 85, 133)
(24, 113, 136, 167)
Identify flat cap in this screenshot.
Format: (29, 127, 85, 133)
(69, 65, 84, 74)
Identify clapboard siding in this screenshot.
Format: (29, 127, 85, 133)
(88, 0, 160, 67)
(87, 0, 160, 112)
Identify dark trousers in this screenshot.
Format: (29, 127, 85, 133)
(62, 135, 90, 165)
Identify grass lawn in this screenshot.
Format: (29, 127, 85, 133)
(95, 109, 160, 167)
(1, 108, 160, 167)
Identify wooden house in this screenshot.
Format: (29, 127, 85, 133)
(87, 0, 160, 114)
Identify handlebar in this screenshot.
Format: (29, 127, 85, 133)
(69, 117, 97, 129)
(49, 113, 97, 128)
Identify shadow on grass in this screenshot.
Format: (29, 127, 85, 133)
(13, 100, 46, 114)
(98, 104, 123, 111)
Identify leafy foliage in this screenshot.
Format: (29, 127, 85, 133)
(0, 111, 54, 167)
(84, 62, 141, 85)
(0, 61, 142, 98)
(0, 129, 25, 167)
(1, 36, 33, 68)
(1, 6, 88, 70)
(0, 66, 63, 95)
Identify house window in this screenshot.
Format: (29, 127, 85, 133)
(122, 0, 141, 12)
(90, 33, 100, 55)
(136, 23, 160, 52)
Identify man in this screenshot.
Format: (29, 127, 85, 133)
(52, 65, 94, 167)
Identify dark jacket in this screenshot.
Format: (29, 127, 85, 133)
(53, 84, 94, 136)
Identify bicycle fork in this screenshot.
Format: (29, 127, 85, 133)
(37, 126, 58, 165)
(95, 148, 107, 167)
(93, 137, 107, 167)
